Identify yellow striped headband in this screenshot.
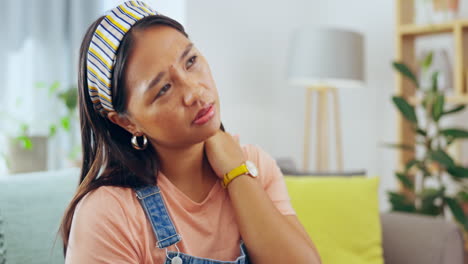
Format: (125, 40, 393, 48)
(87, 1, 158, 115)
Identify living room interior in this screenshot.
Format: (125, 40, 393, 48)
(1, 0, 468, 263)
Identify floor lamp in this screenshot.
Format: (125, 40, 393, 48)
(287, 28, 365, 172)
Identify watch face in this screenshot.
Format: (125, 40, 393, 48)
(246, 161, 258, 177)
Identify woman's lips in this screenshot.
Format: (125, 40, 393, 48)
(193, 104, 215, 125)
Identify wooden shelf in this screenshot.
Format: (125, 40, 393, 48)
(398, 19, 468, 37)
(447, 95, 468, 104)
(395, 0, 468, 170)
(399, 22, 454, 36)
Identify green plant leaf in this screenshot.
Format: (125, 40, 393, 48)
(420, 187, 445, 199)
(15, 136, 33, 150)
(49, 81, 60, 96)
(61, 117, 70, 131)
(441, 128, 468, 139)
(35, 82, 47, 89)
(404, 159, 420, 173)
(418, 188, 445, 215)
(396, 172, 414, 190)
(58, 87, 78, 111)
(447, 137, 456, 146)
(393, 62, 419, 88)
(431, 72, 439, 92)
(20, 123, 29, 135)
(416, 128, 427, 137)
(447, 166, 468, 180)
(49, 125, 57, 137)
(418, 162, 432, 177)
(457, 191, 468, 203)
(392, 96, 418, 124)
(23, 138, 33, 150)
(421, 52, 433, 71)
(443, 104, 466, 116)
(420, 193, 443, 216)
(419, 202, 442, 216)
(428, 149, 455, 168)
(422, 93, 430, 109)
(445, 197, 468, 230)
(432, 94, 445, 122)
(382, 143, 415, 152)
(387, 191, 416, 213)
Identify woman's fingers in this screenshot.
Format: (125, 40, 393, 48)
(205, 131, 244, 178)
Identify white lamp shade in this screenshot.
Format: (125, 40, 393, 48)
(288, 27, 365, 88)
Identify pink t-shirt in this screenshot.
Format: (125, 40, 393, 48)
(65, 144, 295, 263)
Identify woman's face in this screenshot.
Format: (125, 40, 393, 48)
(122, 25, 221, 148)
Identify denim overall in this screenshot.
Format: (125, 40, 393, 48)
(134, 185, 251, 264)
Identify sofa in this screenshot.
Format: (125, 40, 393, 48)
(0, 168, 465, 264)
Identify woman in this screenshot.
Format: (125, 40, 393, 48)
(60, 1, 321, 263)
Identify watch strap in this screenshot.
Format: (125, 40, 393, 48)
(222, 163, 249, 188)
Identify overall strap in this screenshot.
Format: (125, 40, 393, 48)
(134, 185, 182, 248)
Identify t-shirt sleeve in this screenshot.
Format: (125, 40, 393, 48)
(65, 187, 140, 264)
(242, 144, 296, 216)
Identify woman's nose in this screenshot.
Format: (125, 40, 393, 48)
(169, 65, 205, 106)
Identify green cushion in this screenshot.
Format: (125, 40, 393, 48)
(0, 168, 79, 264)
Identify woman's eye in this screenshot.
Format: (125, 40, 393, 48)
(157, 84, 171, 98)
(186, 55, 197, 68)
(154, 56, 196, 100)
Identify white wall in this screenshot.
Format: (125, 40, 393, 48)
(186, 0, 398, 211)
(104, 0, 186, 26)
(0, 0, 400, 210)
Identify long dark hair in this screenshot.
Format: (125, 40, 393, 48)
(60, 14, 224, 255)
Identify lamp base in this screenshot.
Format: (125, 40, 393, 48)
(302, 85, 343, 172)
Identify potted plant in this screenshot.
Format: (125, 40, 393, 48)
(0, 81, 79, 173)
(387, 51, 468, 232)
(0, 98, 49, 173)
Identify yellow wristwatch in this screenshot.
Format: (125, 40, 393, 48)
(222, 161, 258, 188)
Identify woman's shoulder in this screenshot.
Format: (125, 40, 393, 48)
(75, 185, 140, 223)
(79, 185, 134, 206)
(68, 186, 148, 262)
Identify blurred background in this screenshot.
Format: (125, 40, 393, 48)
(3, 0, 468, 263)
(2, 0, 468, 232)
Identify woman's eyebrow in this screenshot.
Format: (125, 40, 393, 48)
(179, 43, 194, 62)
(145, 43, 194, 93)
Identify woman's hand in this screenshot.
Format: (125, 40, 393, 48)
(204, 130, 244, 179)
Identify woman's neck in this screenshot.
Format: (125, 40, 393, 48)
(154, 142, 218, 200)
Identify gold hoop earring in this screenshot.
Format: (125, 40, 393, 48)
(131, 134, 148, 150)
